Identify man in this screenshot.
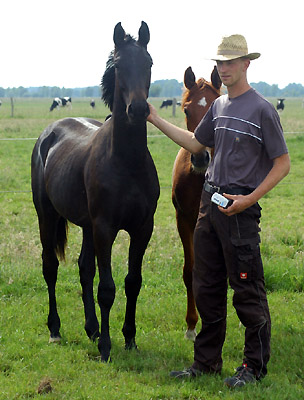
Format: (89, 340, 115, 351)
(147, 34, 290, 387)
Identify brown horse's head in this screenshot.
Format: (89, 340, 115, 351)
(182, 66, 222, 132)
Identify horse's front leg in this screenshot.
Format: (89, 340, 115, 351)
(123, 220, 154, 351)
(94, 224, 116, 362)
(78, 227, 100, 341)
(176, 211, 198, 342)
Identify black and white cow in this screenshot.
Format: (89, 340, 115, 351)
(90, 99, 95, 108)
(276, 98, 285, 112)
(160, 99, 181, 109)
(160, 99, 173, 109)
(0, 100, 2, 107)
(49, 97, 72, 111)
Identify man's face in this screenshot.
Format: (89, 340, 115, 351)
(216, 58, 249, 87)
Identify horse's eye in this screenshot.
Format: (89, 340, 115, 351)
(184, 108, 189, 117)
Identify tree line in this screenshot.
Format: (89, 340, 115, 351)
(1, 80, 304, 99)
(0, 86, 101, 99)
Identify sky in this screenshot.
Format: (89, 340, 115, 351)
(1, 0, 301, 89)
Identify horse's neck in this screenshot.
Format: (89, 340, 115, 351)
(110, 116, 148, 165)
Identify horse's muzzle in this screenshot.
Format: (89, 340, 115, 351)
(127, 100, 150, 122)
(191, 150, 210, 173)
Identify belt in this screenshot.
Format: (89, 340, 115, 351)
(203, 182, 253, 196)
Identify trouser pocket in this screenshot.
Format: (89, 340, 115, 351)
(231, 238, 264, 281)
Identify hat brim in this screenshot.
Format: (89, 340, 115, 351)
(211, 52, 261, 61)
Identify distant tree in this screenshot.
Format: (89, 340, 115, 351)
(152, 79, 183, 98)
(62, 88, 73, 97)
(49, 87, 61, 98)
(5, 86, 28, 97)
(251, 82, 281, 97)
(84, 87, 95, 97)
(38, 86, 50, 97)
(149, 84, 161, 97)
(282, 83, 304, 97)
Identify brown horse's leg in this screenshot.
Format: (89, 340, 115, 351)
(176, 211, 198, 341)
(78, 227, 100, 341)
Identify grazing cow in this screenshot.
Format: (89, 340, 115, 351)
(160, 99, 181, 109)
(0, 100, 2, 107)
(160, 99, 173, 108)
(276, 98, 285, 112)
(49, 97, 72, 111)
(90, 99, 95, 108)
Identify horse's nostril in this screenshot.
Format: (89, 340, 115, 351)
(127, 101, 149, 120)
(191, 151, 210, 171)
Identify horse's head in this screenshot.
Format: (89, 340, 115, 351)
(182, 66, 222, 132)
(106, 21, 152, 123)
(181, 67, 222, 172)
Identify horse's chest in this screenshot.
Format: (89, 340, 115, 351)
(88, 164, 159, 227)
(109, 172, 156, 209)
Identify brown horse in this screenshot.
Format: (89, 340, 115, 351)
(172, 66, 222, 341)
(31, 22, 159, 362)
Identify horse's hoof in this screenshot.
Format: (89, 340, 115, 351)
(49, 335, 61, 343)
(85, 320, 100, 342)
(125, 338, 138, 351)
(100, 355, 112, 363)
(185, 329, 197, 342)
(87, 329, 100, 342)
(91, 331, 100, 342)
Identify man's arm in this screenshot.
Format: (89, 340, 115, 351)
(147, 103, 204, 154)
(221, 153, 291, 216)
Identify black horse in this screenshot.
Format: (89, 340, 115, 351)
(31, 21, 159, 362)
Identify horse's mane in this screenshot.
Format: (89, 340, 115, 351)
(101, 35, 136, 111)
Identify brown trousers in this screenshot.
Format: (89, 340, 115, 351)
(191, 190, 271, 379)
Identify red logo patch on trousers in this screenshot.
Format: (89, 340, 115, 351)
(240, 272, 248, 279)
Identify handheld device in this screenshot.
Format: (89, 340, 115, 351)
(211, 192, 233, 209)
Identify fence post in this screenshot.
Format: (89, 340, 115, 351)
(172, 97, 177, 117)
(10, 97, 14, 118)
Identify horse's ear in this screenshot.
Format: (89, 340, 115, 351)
(114, 22, 125, 47)
(138, 21, 150, 48)
(184, 66, 196, 90)
(211, 66, 222, 90)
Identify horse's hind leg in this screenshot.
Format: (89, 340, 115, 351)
(79, 227, 100, 341)
(39, 215, 64, 342)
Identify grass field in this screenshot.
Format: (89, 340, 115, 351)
(0, 97, 303, 399)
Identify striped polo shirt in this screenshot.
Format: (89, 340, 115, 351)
(194, 88, 288, 189)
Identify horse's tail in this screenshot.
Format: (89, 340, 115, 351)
(55, 217, 68, 261)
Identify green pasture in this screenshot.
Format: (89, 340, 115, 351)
(0, 97, 303, 399)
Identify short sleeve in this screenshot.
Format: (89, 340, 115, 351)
(261, 105, 288, 160)
(194, 104, 215, 147)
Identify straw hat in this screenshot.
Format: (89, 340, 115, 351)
(211, 34, 260, 61)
